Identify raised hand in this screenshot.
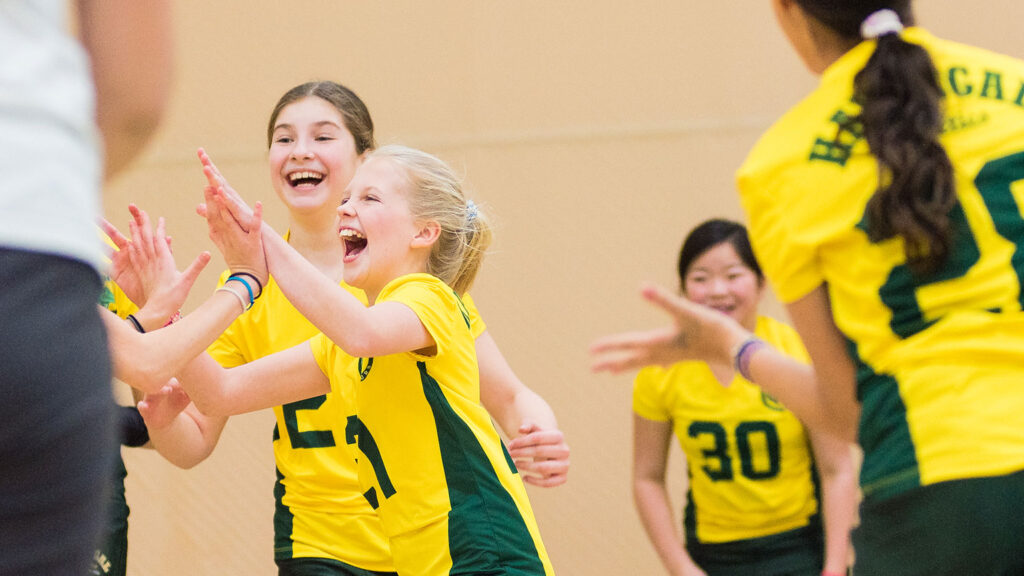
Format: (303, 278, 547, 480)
(201, 175, 269, 287)
(100, 205, 170, 306)
(196, 148, 257, 231)
(589, 284, 748, 374)
(103, 205, 211, 323)
(507, 423, 570, 487)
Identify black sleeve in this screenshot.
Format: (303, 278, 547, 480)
(119, 405, 150, 447)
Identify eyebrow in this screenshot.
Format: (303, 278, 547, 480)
(272, 120, 343, 133)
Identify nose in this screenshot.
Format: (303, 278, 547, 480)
(291, 138, 314, 161)
(337, 202, 354, 217)
(709, 277, 729, 295)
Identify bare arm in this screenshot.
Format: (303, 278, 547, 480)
(175, 343, 330, 417)
(807, 430, 857, 575)
(136, 382, 228, 469)
(633, 415, 706, 576)
(197, 153, 434, 358)
(590, 283, 853, 440)
(102, 284, 248, 393)
(782, 286, 860, 441)
(76, 0, 173, 180)
(476, 331, 570, 487)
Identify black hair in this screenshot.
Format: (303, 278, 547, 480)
(677, 219, 762, 285)
(797, 0, 957, 276)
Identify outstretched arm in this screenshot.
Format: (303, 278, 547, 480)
(476, 332, 569, 487)
(590, 283, 851, 440)
(198, 149, 433, 358)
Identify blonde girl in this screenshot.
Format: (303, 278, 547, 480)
(179, 145, 554, 575)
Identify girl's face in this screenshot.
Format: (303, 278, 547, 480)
(336, 157, 429, 297)
(268, 96, 363, 217)
(682, 241, 764, 330)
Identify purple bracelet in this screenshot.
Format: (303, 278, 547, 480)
(732, 337, 767, 381)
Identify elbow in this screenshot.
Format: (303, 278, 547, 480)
(188, 394, 231, 418)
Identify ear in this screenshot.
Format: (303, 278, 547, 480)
(411, 220, 441, 248)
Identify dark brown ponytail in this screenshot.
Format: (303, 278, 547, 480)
(856, 31, 956, 275)
(798, 1, 957, 275)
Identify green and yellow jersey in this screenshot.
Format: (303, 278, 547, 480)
(207, 269, 393, 570)
(738, 27, 1024, 502)
(311, 273, 553, 576)
(634, 316, 819, 547)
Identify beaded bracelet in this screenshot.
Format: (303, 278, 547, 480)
(731, 336, 767, 382)
(163, 310, 182, 327)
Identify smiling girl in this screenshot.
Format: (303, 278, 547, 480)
(630, 219, 854, 576)
(179, 145, 554, 575)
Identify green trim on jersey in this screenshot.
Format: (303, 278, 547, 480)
(738, 27, 1024, 500)
(274, 467, 295, 558)
(852, 342, 921, 500)
(419, 361, 545, 575)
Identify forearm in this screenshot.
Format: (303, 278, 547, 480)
(634, 478, 697, 575)
(261, 225, 371, 350)
(816, 450, 857, 574)
(147, 407, 226, 469)
(107, 290, 241, 392)
(743, 350, 829, 433)
(493, 386, 558, 438)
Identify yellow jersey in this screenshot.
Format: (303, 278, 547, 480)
(310, 273, 553, 576)
(634, 316, 819, 544)
(738, 27, 1024, 501)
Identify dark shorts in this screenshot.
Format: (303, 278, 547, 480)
(0, 249, 116, 576)
(853, 469, 1024, 576)
(276, 557, 398, 576)
(687, 522, 824, 576)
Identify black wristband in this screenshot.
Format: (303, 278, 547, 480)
(229, 271, 263, 299)
(119, 405, 150, 447)
(125, 314, 145, 333)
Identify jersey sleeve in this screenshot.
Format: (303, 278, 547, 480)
(308, 332, 333, 377)
(460, 292, 487, 339)
(380, 275, 463, 361)
(632, 365, 671, 422)
(738, 167, 829, 304)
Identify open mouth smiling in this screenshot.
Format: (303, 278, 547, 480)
(288, 170, 325, 188)
(339, 228, 367, 259)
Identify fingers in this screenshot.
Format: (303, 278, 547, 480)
(180, 251, 212, 290)
(507, 427, 570, 488)
(641, 282, 696, 319)
(507, 428, 568, 454)
(517, 459, 570, 487)
(99, 218, 130, 250)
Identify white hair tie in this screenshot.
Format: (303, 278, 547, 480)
(860, 9, 903, 39)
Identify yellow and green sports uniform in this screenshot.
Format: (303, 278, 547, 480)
(208, 244, 489, 573)
(738, 27, 1024, 504)
(310, 273, 553, 576)
(209, 269, 391, 572)
(634, 316, 822, 575)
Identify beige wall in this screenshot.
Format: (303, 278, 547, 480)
(106, 3, 1024, 574)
